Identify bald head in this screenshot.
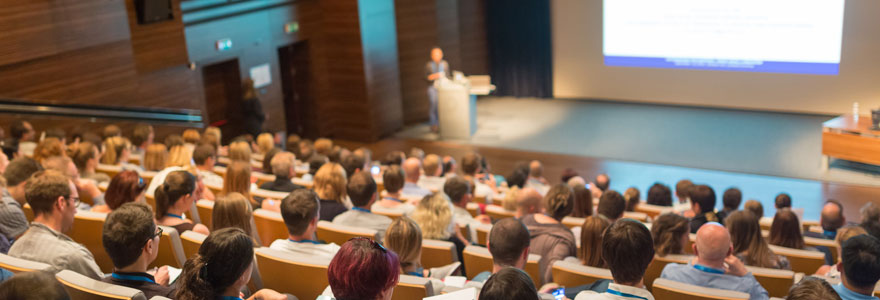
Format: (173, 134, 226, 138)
(515, 188, 543, 217)
(567, 176, 586, 188)
(529, 160, 543, 178)
(595, 174, 610, 191)
(403, 157, 421, 183)
(821, 201, 845, 232)
(695, 222, 732, 262)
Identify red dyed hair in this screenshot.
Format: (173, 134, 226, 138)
(105, 171, 147, 210)
(328, 238, 400, 300)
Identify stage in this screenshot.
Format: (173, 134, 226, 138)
(389, 97, 880, 221)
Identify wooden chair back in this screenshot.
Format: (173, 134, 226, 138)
(56, 270, 147, 300)
(485, 205, 515, 221)
(421, 239, 458, 269)
(475, 223, 492, 246)
(67, 211, 113, 273)
(635, 203, 674, 219)
(316, 220, 378, 245)
(551, 260, 613, 288)
(745, 266, 795, 298)
(652, 278, 749, 300)
(150, 225, 186, 269)
(769, 245, 826, 274)
(0, 253, 50, 273)
(22, 203, 34, 222)
(180, 230, 207, 260)
(255, 248, 331, 300)
(196, 200, 214, 229)
(462, 245, 541, 287)
(253, 209, 288, 247)
(392, 275, 433, 300)
(803, 236, 838, 264)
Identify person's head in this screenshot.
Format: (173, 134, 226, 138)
(328, 237, 400, 300)
(281, 189, 320, 237)
(101, 136, 130, 165)
(675, 179, 694, 201)
(143, 143, 169, 171)
(42, 156, 77, 180)
(501, 187, 520, 212)
(506, 162, 529, 189)
(104, 171, 147, 210)
(580, 216, 611, 268)
(299, 140, 314, 159)
(836, 226, 868, 262)
(314, 138, 333, 156)
(347, 171, 377, 208)
(4, 157, 42, 202)
(131, 123, 154, 148)
(690, 185, 716, 214)
(382, 151, 405, 167)
(10, 120, 34, 142)
(543, 184, 574, 221)
(33, 137, 64, 164)
(603, 219, 655, 285)
(102, 125, 122, 140)
(176, 228, 255, 300)
(839, 234, 880, 292)
(594, 173, 610, 191)
(570, 185, 593, 218)
(443, 176, 472, 207)
(382, 165, 404, 194)
(652, 213, 690, 257)
(402, 157, 421, 183)
(27, 170, 76, 231)
(785, 276, 842, 300)
(164, 134, 184, 149)
(861, 202, 880, 224)
(775, 193, 792, 209)
(222, 161, 253, 205)
(70, 142, 99, 172)
(384, 217, 423, 272)
(182, 129, 200, 145)
(269, 151, 295, 178)
(694, 222, 733, 263)
(597, 189, 626, 221)
(103, 202, 159, 270)
(726, 210, 778, 268)
(411, 193, 453, 240)
(744, 199, 764, 219)
(255, 133, 273, 155)
(488, 218, 531, 269)
(212, 193, 254, 240)
(479, 267, 539, 300)
(769, 209, 805, 249)
(460, 152, 481, 176)
(430, 47, 443, 62)
(441, 155, 456, 176)
(423, 154, 442, 177)
(646, 183, 673, 206)
(166, 145, 193, 168)
(263, 148, 283, 174)
(308, 154, 327, 176)
(821, 200, 845, 232)
(241, 78, 257, 99)
(722, 187, 742, 211)
(203, 126, 221, 145)
(314, 162, 347, 203)
(560, 168, 579, 184)
(514, 187, 543, 217)
(154, 171, 197, 219)
(286, 134, 301, 155)
(192, 144, 216, 169)
(624, 187, 640, 212)
(228, 141, 252, 162)
(528, 160, 543, 178)
(342, 152, 366, 177)
(0, 270, 69, 300)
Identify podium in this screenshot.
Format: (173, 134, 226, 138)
(436, 74, 494, 140)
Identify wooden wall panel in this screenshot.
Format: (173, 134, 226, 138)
(436, 0, 462, 68)
(395, 0, 439, 125)
(359, 0, 403, 140)
(458, 0, 489, 75)
(124, 0, 189, 73)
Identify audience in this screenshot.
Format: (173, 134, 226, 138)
(0, 271, 69, 300)
(479, 267, 540, 300)
(211, 192, 257, 244)
(401, 157, 431, 197)
(326, 237, 399, 300)
(143, 143, 168, 172)
(341, 150, 366, 178)
(623, 187, 640, 212)
(166, 144, 193, 169)
(726, 210, 789, 269)
(770, 209, 811, 250)
(272, 189, 340, 259)
(8, 170, 104, 279)
(261, 147, 281, 175)
(689, 184, 719, 233)
(446, 176, 491, 243)
(382, 217, 456, 294)
(745, 199, 765, 219)
(597, 189, 626, 222)
(192, 144, 222, 187)
(461, 152, 497, 201)
(417, 154, 446, 192)
(154, 170, 210, 235)
(525, 160, 549, 193)
(228, 140, 252, 163)
(91, 170, 146, 213)
(507, 162, 530, 189)
(101, 202, 174, 298)
(718, 187, 742, 223)
(579, 216, 611, 268)
(652, 213, 690, 257)
(522, 184, 577, 284)
(776, 193, 792, 210)
(70, 142, 110, 183)
(660, 222, 769, 299)
(594, 173, 610, 192)
(371, 165, 415, 215)
(221, 161, 255, 207)
(570, 185, 593, 218)
(256, 133, 274, 156)
(574, 219, 656, 300)
(333, 172, 392, 241)
(646, 182, 673, 206)
(102, 136, 141, 172)
(786, 276, 842, 300)
(412, 192, 467, 260)
(815, 225, 868, 278)
(514, 187, 544, 218)
(806, 200, 846, 240)
(130, 123, 154, 156)
(314, 162, 349, 221)
(0, 157, 41, 243)
(834, 234, 880, 300)
(468, 218, 534, 290)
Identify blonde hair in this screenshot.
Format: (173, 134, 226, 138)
(229, 141, 252, 162)
(579, 216, 611, 268)
(256, 133, 274, 155)
(101, 136, 130, 165)
(384, 217, 423, 272)
(412, 193, 453, 240)
(166, 145, 193, 168)
(212, 192, 255, 244)
(182, 129, 201, 144)
(33, 137, 65, 164)
(835, 226, 868, 261)
(314, 138, 333, 156)
(423, 154, 441, 176)
(314, 163, 347, 203)
(223, 161, 253, 206)
(143, 144, 168, 171)
(501, 186, 521, 211)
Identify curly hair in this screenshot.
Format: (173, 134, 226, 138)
(412, 193, 453, 240)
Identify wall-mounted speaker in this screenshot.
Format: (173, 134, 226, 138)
(135, 0, 174, 25)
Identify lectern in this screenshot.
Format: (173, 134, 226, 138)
(436, 74, 494, 140)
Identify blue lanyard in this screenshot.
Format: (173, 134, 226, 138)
(693, 264, 725, 274)
(352, 207, 371, 213)
(384, 196, 402, 203)
(220, 296, 243, 300)
(166, 213, 183, 220)
(289, 239, 321, 245)
(607, 289, 649, 300)
(111, 273, 155, 284)
(824, 230, 837, 240)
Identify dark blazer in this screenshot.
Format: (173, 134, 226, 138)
(241, 97, 266, 137)
(259, 176, 304, 193)
(319, 199, 348, 222)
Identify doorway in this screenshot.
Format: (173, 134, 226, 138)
(278, 41, 316, 138)
(201, 59, 242, 142)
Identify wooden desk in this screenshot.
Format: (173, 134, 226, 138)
(822, 114, 880, 167)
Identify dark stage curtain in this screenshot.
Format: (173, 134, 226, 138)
(486, 0, 553, 98)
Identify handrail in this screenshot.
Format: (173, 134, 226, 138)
(0, 99, 202, 125)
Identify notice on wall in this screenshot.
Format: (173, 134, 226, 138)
(250, 64, 272, 88)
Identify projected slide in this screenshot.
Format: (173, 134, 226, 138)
(603, 0, 845, 75)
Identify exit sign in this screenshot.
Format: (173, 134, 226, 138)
(215, 38, 232, 51)
(284, 22, 299, 34)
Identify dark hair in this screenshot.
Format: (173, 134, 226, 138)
(308, 155, 327, 176)
(381, 151, 404, 166)
(44, 128, 66, 141)
(10, 120, 31, 140)
(675, 179, 694, 198)
(328, 238, 400, 300)
(164, 134, 184, 149)
(580, 216, 611, 268)
(786, 276, 842, 300)
(461, 152, 481, 175)
(652, 213, 690, 256)
(506, 163, 529, 189)
(543, 184, 574, 220)
(727, 210, 780, 268)
(489, 218, 531, 267)
(624, 187, 640, 212)
(840, 234, 880, 289)
(25, 170, 70, 216)
(102, 124, 122, 140)
(594, 174, 610, 191)
(690, 185, 716, 214)
(281, 189, 320, 236)
(382, 165, 404, 193)
(286, 134, 301, 157)
(0, 271, 69, 300)
(154, 171, 196, 219)
(342, 153, 366, 178)
(745, 200, 764, 219)
(769, 209, 805, 249)
(597, 190, 626, 220)
(261, 147, 281, 174)
(822, 200, 845, 231)
(560, 168, 579, 184)
(443, 176, 471, 204)
(347, 172, 377, 207)
(104, 171, 146, 210)
(479, 267, 539, 300)
(192, 144, 216, 166)
(441, 156, 455, 177)
(103, 202, 155, 268)
(604, 219, 654, 284)
(131, 123, 153, 147)
(722, 188, 742, 210)
(775, 193, 792, 209)
(4, 157, 41, 187)
(646, 183, 673, 206)
(570, 185, 593, 218)
(176, 228, 254, 300)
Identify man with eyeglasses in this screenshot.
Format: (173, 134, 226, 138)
(101, 202, 175, 298)
(8, 170, 104, 279)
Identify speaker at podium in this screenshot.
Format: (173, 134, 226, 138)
(436, 72, 494, 140)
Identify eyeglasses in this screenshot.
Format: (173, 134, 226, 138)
(137, 176, 146, 189)
(67, 196, 81, 207)
(348, 237, 387, 253)
(148, 226, 163, 242)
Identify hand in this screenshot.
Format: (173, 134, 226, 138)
(152, 266, 170, 286)
(252, 289, 288, 300)
(475, 214, 492, 224)
(723, 255, 748, 277)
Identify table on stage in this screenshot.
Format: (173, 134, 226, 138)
(822, 114, 880, 168)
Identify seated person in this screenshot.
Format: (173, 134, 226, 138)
(786, 276, 842, 300)
(727, 210, 790, 269)
(314, 163, 349, 222)
(154, 171, 210, 235)
(513, 187, 544, 218)
(0, 157, 41, 245)
(651, 213, 690, 257)
(417, 154, 446, 192)
(479, 267, 540, 300)
(744, 199, 764, 219)
(524, 160, 549, 194)
(570, 185, 593, 218)
(212, 193, 259, 246)
(445, 176, 491, 243)
(383, 217, 458, 294)
(8, 171, 104, 279)
(371, 165, 416, 215)
(579, 216, 611, 268)
(833, 234, 880, 300)
(91, 171, 146, 213)
(192, 144, 223, 187)
(623, 187, 640, 212)
(260, 151, 304, 193)
(689, 185, 720, 233)
(176, 228, 287, 300)
(775, 193, 792, 210)
(325, 237, 399, 300)
(412, 193, 469, 262)
(401, 158, 431, 197)
(0, 271, 69, 300)
(575, 219, 656, 300)
(717, 187, 742, 224)
(101, 202, 174, 298)
(522, 184, 577, 285)
(332, 172, 392, 241)
(815, 226, 868, 278)
(770, 209, 815, 251)
(270, 189, 340, 259)
(597, 190, 626, 222)
(660, 222, 768, 300)
(646, 183, 673, 207)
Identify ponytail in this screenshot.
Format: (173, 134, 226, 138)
(176, 228, 254, 300)
(155, 171, 196, 219)
(175, 255, 217, 300)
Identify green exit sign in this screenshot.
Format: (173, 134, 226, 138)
(284, 22, 299, 34)
(215, 38, 232, 51)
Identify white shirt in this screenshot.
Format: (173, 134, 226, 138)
(402, 182, 432, 198)
(575, 283, 655, 300)
(197, 169, 224, 188)
(453, 205, 480, 244)
(332, 209, 393, 242)
(417, 176, 447, 192)
(370, 198, 416, 216)
(269, 239, 340, 260)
